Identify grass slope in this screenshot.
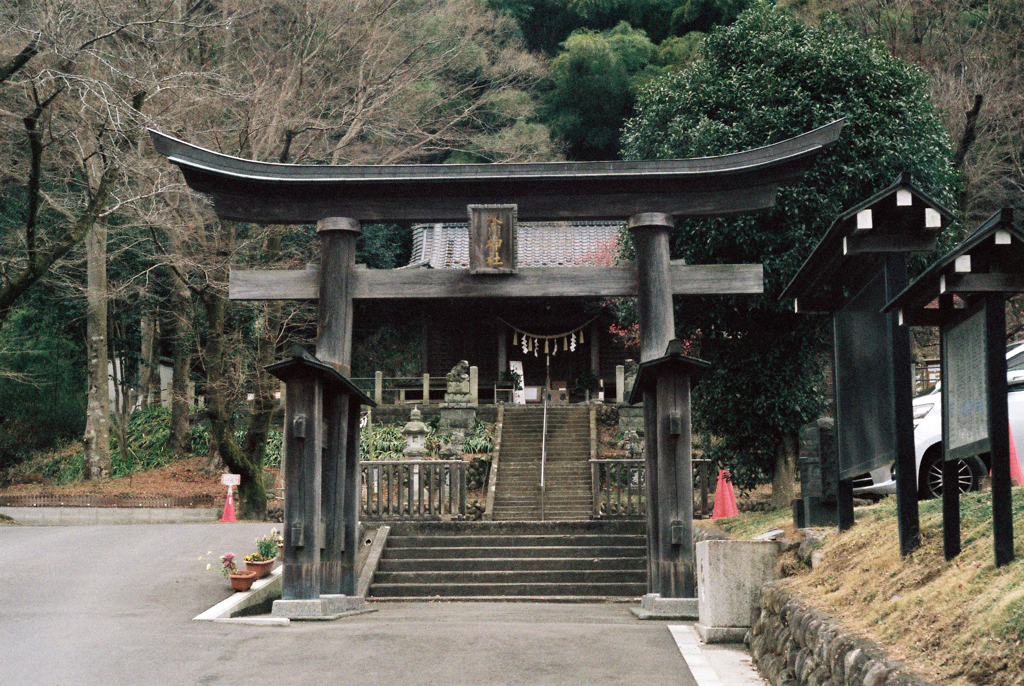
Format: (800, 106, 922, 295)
(785, 489, 1024, 685)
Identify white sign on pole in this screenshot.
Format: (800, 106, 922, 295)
(220, 474, 241, 486)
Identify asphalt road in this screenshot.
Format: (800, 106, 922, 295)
(1, 522, 698, 686)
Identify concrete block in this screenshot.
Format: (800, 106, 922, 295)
(271, 594, 375, 621)
(696, 540, 779, 643)
(630, 593, 698, 620)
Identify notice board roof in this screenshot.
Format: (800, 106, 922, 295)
(148, 121, 844, 224)
(779, 173, 954, 311)
(267, 345, 376, 407)
(885, 209, 1024, 325)
(628, 339, 711, 404)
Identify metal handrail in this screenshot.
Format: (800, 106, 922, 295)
(540, 355, 549, 521)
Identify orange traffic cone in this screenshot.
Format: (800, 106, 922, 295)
(220, 486, 237, 522)
(711, 469, 739, 519)
(1009, 424, 1024, 487)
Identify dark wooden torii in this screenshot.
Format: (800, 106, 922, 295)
(885, 209, 1021, 567)
(150, 120, 843, 616)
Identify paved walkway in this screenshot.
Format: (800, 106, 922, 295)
(1, 522, 764, 685)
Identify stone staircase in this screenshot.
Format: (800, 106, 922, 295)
(492, 405, 592, 521)
(367, 520, 646, 601)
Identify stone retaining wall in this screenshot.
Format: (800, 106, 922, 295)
(748, 581, 936, 686)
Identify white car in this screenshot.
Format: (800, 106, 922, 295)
(853, 342, 1024, 499)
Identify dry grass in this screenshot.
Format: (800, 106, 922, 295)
(0, 456, 229, 500)
(784, 489, 1024, 685)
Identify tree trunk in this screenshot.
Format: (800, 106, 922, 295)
(240, 229, 283, 489)
(83, 220, 110, 479)
(139, 315, 156, 411)
(200, 241, 266, 520)
(167, 276, 192, 456)
(771, 432, 798, 511)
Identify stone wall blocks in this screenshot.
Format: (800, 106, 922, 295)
(788, 639, 802, 674)
(782, 597, 803, 625)
(792, 644, 807, 675)
(828, 634, 858, 679)
(843, 647, 865, 685)
(751, 635, 767, 661)
(796, 648, 816, 682)
(806, 617, 826, 651)
(807, 664, 831, 686)
(863, 661, 894, 686)
(817, 625, 838, 663)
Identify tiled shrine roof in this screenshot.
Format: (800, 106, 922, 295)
(410, 221, 623, 269)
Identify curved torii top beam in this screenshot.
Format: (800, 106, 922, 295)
(148, 120, 844, 224)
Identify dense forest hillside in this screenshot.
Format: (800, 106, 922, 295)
(1, 0, 1020, 516)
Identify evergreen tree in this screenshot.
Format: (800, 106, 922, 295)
(622, 2, 959, 498)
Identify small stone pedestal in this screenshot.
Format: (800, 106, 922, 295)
(439, 360, 477, 458)
(271, 595, 374, 621)
(630, 593, 698, 620)
(695, 540, 779, 643)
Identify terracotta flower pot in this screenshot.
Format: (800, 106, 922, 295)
(245, 558, 275, 579)
(229, 571, 258, 592)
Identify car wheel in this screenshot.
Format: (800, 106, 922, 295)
(919, 450, 985, 499)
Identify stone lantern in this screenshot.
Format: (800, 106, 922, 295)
(402, 407, 429, 458)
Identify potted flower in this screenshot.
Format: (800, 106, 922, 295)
(217, 552, 257, 592)
(272, 528, 284, 558)
(244, 530, 280, 578)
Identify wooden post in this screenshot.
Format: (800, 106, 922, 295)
(497, 330, 507, 381)
(939, 321, 960, 560)
(422, 373, 430, 405)
(281, 373, 322, 600)
(986, 294, 1014, 566)
(590, 322, 600, 375)
(470, 365, 479, 406)
(321, 391, 349, 594)
(643, 398, 660, 594)
(629, 213, 676, 363)
(656, 371, 694, 597)
(315, 217, 361, 595)
(374, 371, 383, 406)
(885, 255, 920, 556)
(629, 212, 678, 598)
(316, 218, 360, 374)
(342, 400, 361, 592)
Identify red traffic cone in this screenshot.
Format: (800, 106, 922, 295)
(220, 486, 237, 523)
(711, 469, 739, 519)
(1009, 424, 1024, 487)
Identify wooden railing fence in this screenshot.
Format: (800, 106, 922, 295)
(360, 460, 466, 520)
(590, 458, 715, 519)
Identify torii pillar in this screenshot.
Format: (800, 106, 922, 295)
(270, 217, 371, 619)
(628, 212, 703, 620)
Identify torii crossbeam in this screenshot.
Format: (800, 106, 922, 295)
(150, 119, 844, 618)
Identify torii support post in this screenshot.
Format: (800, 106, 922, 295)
(267, 346, 376, 617)
(629, 340, 710, 618)
(316, 217, 361, 596)
(886, 209, 1020, 566)
(629, 212, 676, 602)
(271, 358, 323, 600)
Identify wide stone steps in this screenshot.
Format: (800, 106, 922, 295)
(367, 521, 647, 601)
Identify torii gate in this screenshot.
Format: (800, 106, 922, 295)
(151, 120, 843, 618)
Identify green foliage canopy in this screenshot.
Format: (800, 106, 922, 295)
(621, 2, 958, 487)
